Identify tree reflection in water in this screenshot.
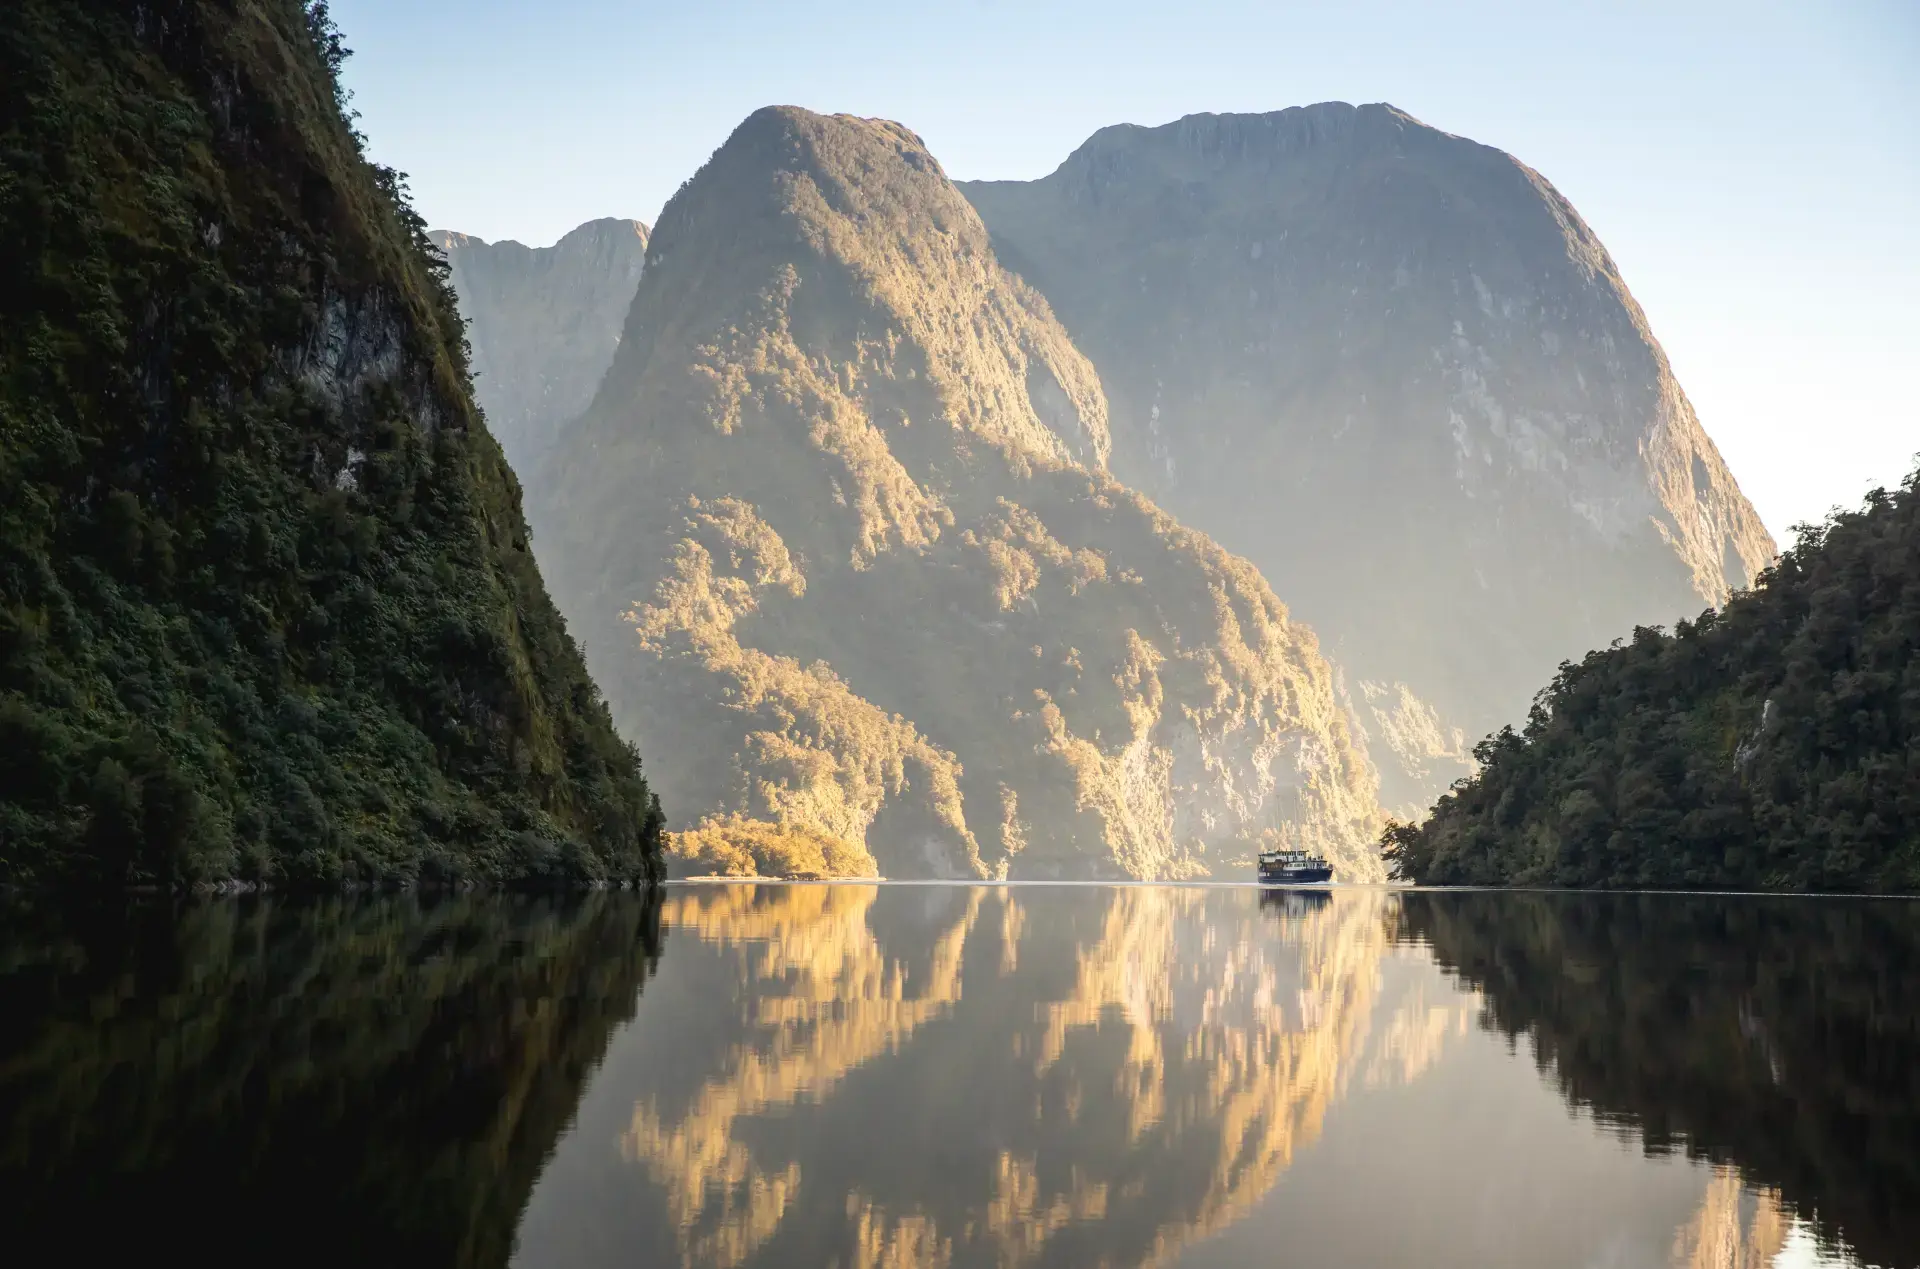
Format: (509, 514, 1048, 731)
(2, 886, 1902, 1269)
(0, 892, 663, 1266)
(1399, 891, 1920, 1269)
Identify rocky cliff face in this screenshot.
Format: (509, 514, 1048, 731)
(962, 103, 1776, 806)
(0, 0, 660, 885)
(532, 107, 1384, 880)
(429, 218, 648, 475)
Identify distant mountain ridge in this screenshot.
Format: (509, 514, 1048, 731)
(429, 218, 649, 474)
(529, 107, 1387, 880)
(962, 102, 1775, 806)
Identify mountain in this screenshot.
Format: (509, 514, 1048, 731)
(0, 0, 661, 885)
(1384, 469, 1919, 891)
(530, 106, 1385, 880)
(960, 103, 1776, 807)
(429, 218, 649, 474)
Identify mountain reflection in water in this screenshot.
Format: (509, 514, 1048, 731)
(515, 885, 1898, 1269)
(0, 886, 1908, 1268)
(586, 885, 1392, 1268)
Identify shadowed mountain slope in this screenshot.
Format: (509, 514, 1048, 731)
(532, 107, 1385, 880)
(429, 218, 649, 474)
(962, 103, 1775, 807)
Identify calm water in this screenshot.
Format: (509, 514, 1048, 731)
(2, 886, 1913, 1268)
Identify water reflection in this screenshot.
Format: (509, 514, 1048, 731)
(1671, 1169, 1790, 1269)
(0, 886, 1905, 1268)
(519, 885, 1901, 1268)
(1400, 891, 1920, 1269)
(583, 885, 1398, 1268)
(0, 892, 662, 1266)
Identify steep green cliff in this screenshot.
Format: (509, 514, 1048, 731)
(1385, 470, 1918, 891)
(0, 0, 662, 885)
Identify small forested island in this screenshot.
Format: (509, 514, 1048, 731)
(0, 0, 661, 887)
(1384, 468, 1918, 892)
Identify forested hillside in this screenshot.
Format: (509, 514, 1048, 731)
(1385, 469, 1918, 891)
(0, 0, 661, 886)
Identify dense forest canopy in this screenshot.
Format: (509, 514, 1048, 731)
(1385, 466, 1919, 892)
(0, 0, 661, 885)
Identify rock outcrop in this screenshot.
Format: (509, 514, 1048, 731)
(430, 218, 649, 474)
(962, 103, 1776, 804)
(532, 107, 1385, 879)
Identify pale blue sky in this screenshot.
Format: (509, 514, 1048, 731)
(332, 0, 1918, 545)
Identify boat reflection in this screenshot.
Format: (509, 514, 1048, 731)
(1257, 885, 1331, 916)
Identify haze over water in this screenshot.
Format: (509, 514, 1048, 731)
(3, 885, 1911, 1267)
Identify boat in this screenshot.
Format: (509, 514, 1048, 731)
(1256, 848, 1334, 885)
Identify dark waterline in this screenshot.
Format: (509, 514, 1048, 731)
(2, 886, 1912, 1267)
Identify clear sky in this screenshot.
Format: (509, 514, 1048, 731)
(331, 0, 1917, 546)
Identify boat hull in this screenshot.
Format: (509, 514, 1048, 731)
(1257, 864, 1334, 885)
